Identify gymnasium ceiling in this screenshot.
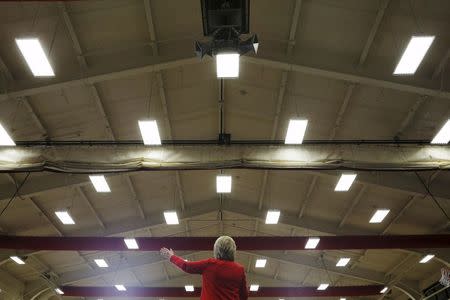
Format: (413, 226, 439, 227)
(0, 1, 449, 300)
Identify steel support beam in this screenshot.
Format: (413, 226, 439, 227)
(76, 186, 106, 230)
(143, 0, 185, 211)
(258, 0, 301, 209)
(329, 1, 390, 140)
(358, 0, 391, 66)
(59, 4, 145, 224)
(395, 96, 427, 138)
(241, 56, 450, 99)
(1, 54, 447, 102)
(338, 186, 367, 228)
(0, 54, 48, 138)
(381, 195, 417, 234)
(297, 175, 318, 218)
(329, 84, 355, 139)
(123, 175, 145, 220)
(432, 49, 450, 80)
(2, 235, 447, 252)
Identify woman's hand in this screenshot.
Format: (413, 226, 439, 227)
(160, 247, 174, 260)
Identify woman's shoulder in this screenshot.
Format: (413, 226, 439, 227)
(211, 258, 245, 269)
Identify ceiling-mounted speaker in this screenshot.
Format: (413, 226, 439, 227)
(238, 34, 258, 55)
(200, 0, 250, 36)
(195, 41, 213, 58)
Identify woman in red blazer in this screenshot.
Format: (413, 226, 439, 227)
(160, 236, 248, 300)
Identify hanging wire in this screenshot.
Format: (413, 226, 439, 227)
(439, 54, 448, 92)
(9, 99, 22, 132)
(414, 171, 450, 222)
(320, 253, 334, 285)
(48, 14, 61, 57)
(0, 172, 31, 219)
(112, 253, 125, 285)
(147, 73, 155, 119)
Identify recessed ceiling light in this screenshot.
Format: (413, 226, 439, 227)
(380, 287, 388, 294)
(394, 36, 435, 75)
(55, 288, 64, 295)
(184, 285, 194, 292)
(265, 210, 280, 224)
(336, 257, 350, 267)
(138, 120, 161, 145)
(94, 259, 109, 268)
(216, 53, 239, 78)
(0, 123, 15, 146)
(317, 283, 329, 290)
(369, 209, 390, 223)
(249, 284, 259, 292)
(255, 259, 267, 268)
(10, 256, 25, 265)
(124, 238, 139, 249)
(15, 38, 55, 77)
(419, 254, 435, 263)
(164, 211, 179, 225)
(305, 237, 320, 249)
(285, 119, 308, 144)
(89, 175, 111, 193)
(216, 175, 232, 193)
(340, 298, 346, 300)
(431, 119, 450, 144)
(55, 211, 75, 225)
(334, 174, 357, 191)
(115, 285, 126, 291)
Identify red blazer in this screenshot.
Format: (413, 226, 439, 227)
(170, 255, 248, 300)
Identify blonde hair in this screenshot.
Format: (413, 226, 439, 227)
(213, 236, 236, 261)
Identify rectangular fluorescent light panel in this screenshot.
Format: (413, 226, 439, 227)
(265, 210, 280, 224)
(216, 175, 232, 193)
(10, 256, 25, 265)
(305, 237, 320, 249)
(55, 288, 64, 295)
(55, 211, 75, 225)
(249, 284, 259, 292)
(431, 119, 450, 144)
(394, 36, 435, 75)
(380, 287, 388, 294)
(216, 53, 239, 78)
(317, 284, 329, 290)
(0, 123, 15, 146)
(164, 211, 179, 225)
(419, 254, 435, 263)
(255, 259, 267, 268)
(336, 257, 351, 267)
(340, 298, 346, 300)
(184, 285, 194, 292)
(124, 238, 139, 249)
(370, 209, 390, 223)
(94, 259, 109, 268)
(285, 119, 308, 144)
(335, 174, 357, 191)
(89, 175, 111, 192)
(115, 285, 126, 291)
(15, 38, 55, 77)
(138, 120, 161, 145)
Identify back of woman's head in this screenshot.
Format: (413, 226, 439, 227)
(213, 236, 236, 261)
